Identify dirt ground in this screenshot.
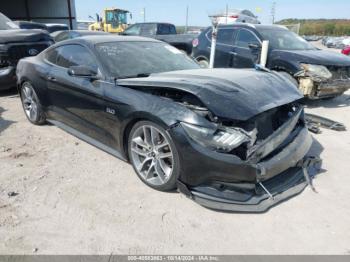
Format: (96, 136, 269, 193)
(1, 43, 350, 254)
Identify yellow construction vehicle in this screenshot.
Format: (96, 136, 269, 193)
(88, 8, 130, 33)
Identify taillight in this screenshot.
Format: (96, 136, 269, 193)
(230, 15, 239, 19)
(192, 38, 199, 47)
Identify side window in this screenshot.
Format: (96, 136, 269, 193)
(55, 45, 98, 71)
(217, 29, 235, 45)
(140, 24, 157, 35)
(236, 29, 260, 48)
(124, 24, 141, 35)
(46, 48, 59, 64)
(242, 10, 254, 17)
(158, 24, 171, 35)
(169, 25, 177, 34)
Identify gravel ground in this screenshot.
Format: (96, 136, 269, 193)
(1, 43, 350, 254)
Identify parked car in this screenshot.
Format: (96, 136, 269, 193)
(51, 30, 109, 42)
(122, 22, 197, 55)
(0, 12, 53, 91)
(302, 35, 322, 42)
(213, 9, 260, 24)
(16, 35, 320, 212)
(14, 20, 48, 31)
(324, 36, 348, 49)
(341, 46, 350, 56)
(192, 24, 350, 99)
(45, 23, 69, 33)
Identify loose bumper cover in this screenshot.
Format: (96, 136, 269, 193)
(175, 107, 322, 213)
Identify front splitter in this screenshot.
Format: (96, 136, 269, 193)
(178, 165, 318, 213)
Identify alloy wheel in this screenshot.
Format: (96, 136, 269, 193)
(21, 83, 38, 122)
(130, 125, 174, 186)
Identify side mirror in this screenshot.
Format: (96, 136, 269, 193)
(68, 66, 98, 80)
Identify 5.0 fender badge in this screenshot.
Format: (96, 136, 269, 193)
(106, 107, 116, 115)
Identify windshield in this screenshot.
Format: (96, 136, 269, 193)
(0, 13, 19, 30)
(105, 11, 127, 25)
(96, 41, 200, 78)
(258, 28, 316, 51)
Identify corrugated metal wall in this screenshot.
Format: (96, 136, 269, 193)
(0, 0, 76, 29)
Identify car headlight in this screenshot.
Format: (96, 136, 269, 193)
(181, 122, 252, 152)
(300, 63, 332, 80)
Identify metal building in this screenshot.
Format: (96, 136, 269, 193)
(0, 0, 76, 29)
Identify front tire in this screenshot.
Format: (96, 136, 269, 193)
(128, 121, 180, 191)
(20, 82, 46, 125)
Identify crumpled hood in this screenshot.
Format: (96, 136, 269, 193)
(117, 68, 303, 121)
(271, 49, 350, 67)
(0, 29, 51, 44)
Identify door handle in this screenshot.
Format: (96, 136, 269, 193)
(47, 76, 57, 82)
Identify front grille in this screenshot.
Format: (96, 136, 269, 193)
(327, 66, 350, 80)
(7, 44, 49, 61)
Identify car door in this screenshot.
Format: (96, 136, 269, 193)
(232, 28, 261, 68)
(214, 27, 237, 67)
(45, 44, 116, 147)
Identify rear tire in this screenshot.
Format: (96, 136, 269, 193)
(20, 82, 46, 125)
(128, 121, 180, 191)
(197, 59, 209, 68)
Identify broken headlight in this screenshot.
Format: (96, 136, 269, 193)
(300, 63, 332, 80)
(181, 122, 252, 152)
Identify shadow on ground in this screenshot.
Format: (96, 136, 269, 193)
(304, 94, 350, 109)
(0, 107, 16, 134)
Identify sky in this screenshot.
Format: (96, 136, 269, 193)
(75, 0, 350, 26)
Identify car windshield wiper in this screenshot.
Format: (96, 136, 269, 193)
(117, 73, 151, 80)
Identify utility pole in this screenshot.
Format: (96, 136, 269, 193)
(185, 5, 189, 33)
(225, 4, 228, 24)
(142, 7, 146, 22)
(271, 1, 276, 24)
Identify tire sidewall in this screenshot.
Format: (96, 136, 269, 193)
(128, 120, 180, 191)
(20, 82, 46, 125)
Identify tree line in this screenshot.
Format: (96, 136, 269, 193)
(278, 19, 350, 36)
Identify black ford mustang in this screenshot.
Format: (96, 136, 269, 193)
(16, 36, 321, 212)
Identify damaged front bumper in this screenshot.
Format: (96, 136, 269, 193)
(297, 70, 350, 99)
(178, 157, 321, 213)
(171, 107, 321, 212)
